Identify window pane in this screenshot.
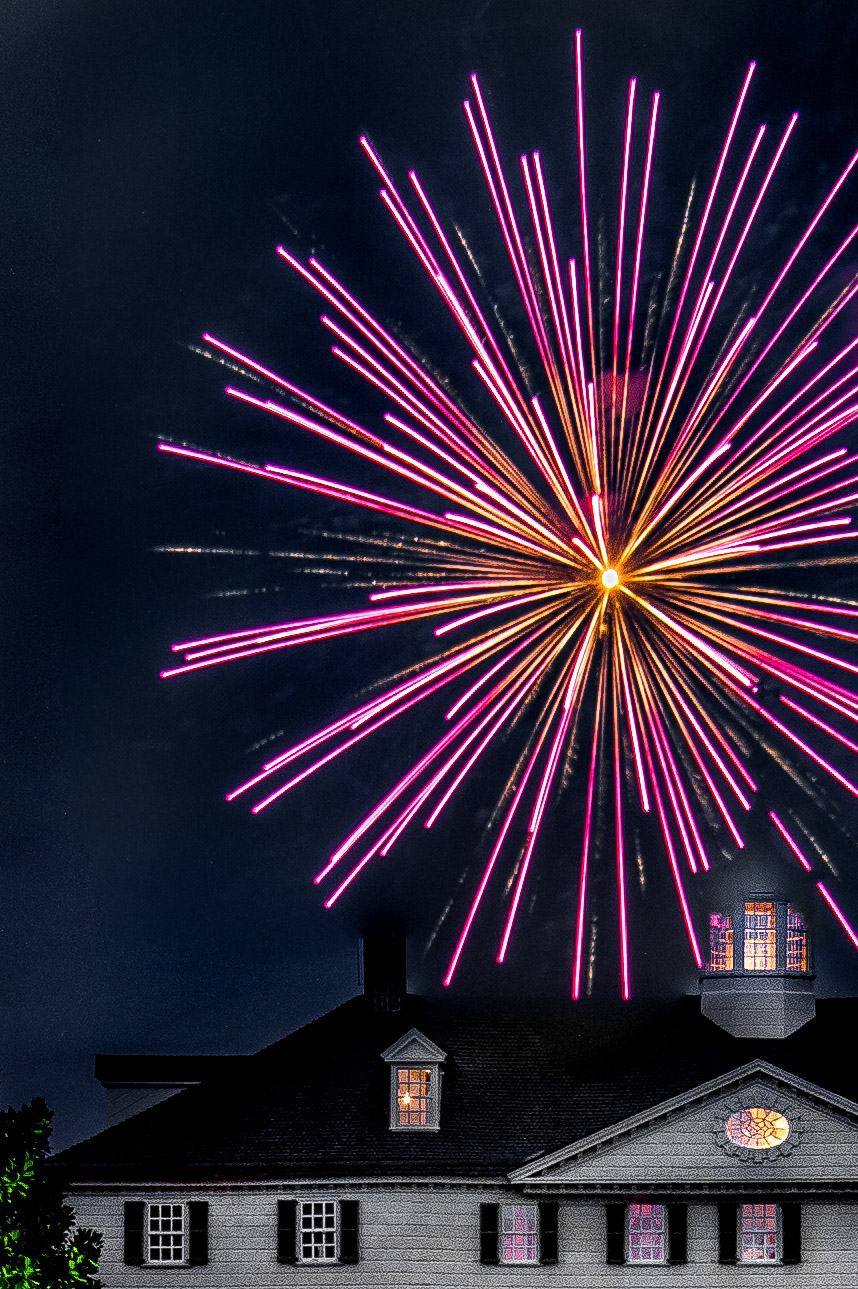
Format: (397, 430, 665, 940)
(741, 1203, 779, 1261)
(786, 907, 807, 971)
(300, 1201, 338, 1261)
(148, 1204, 184, 1263)
(744, 901, 776, 970)
(397, 1067, 431, 1126)
(709, 913, 733, 970)
(501, 1204, 538, 1262)
(627, 1203, 666, 1262)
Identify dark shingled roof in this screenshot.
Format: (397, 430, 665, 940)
(57, 994, 858, 1183)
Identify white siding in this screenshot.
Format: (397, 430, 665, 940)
(72, 1187, 858, 1289)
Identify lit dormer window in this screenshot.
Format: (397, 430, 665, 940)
(380, 1029, 446, 1131)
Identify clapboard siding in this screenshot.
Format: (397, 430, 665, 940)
(72, 1189, 858, 1288)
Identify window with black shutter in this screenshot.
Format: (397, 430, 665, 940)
(667, 1203, 687, 1264)
(480, 1202, 499, 1264)
(605, 1203, 625, 1265)
(277, 1200, 297, 1264)
(339, 1200, 360, 1264)
(781, 1203, 801, 1264)
(187, 1202, 209, 1266)
(718, 1202, 738, 1264)
(123, 1201, 145, 1266)
(538, 1201, 558, 1264)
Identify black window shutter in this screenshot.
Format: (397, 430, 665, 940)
(606, 1203, 625, 1265)
(277, 1200, 297, 1264)
(339, 1200, 360, 1264)
(187, 1201, 209, 1265)
(781, 1202, 801, 1264)
(480, 1203, 499, 1264)
(123, 1201, 145, 1266)
(538, 1201, 559, 1264)
(667, 1203, 687, 1264)
(718, 1202, 738, 1264)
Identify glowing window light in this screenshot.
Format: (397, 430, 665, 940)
(709, 912, 734, 970)
(744, 900, 776, 970)
(500, 1204, 538, 1263)
(786, 906, 807, 971)
(740, 1203, 779, 1261)
(627, 1203, 666, 1263)
(396, 1067, 431, 1126)
(726, 1108, 790, 1150)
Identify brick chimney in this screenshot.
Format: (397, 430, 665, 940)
(362, 927, 407, 1012)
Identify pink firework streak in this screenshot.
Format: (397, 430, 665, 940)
(161, 35, 858, 994)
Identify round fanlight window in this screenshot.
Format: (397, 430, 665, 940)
(725, 1107, 790, 1150)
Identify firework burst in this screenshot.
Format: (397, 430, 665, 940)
(161, 35, 858, 995)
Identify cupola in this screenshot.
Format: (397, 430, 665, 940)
(699, 893, 815, 1038)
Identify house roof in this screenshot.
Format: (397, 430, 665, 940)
(57, 993, 858, 1183)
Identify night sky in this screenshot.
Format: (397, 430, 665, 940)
(4, 0, 858, 1152)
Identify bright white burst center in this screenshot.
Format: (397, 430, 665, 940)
(601, 568, 619, 589)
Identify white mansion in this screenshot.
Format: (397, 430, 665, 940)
(58, 897, 858, 1285)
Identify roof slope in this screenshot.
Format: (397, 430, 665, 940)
(57, 994, 858, 1182)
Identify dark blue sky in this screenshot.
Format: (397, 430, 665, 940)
(3, 0, 858, 1151)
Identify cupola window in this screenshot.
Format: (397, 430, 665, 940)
(709, 913, 733, 971)
(786, 907, 807, 971)
(743, 901, 776, 970)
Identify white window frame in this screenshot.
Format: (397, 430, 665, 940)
(499, 1203, 539, 1264)
(299, 1200, 339, 1264)
(739, 1202, 781, 1263)
(626, 1202, 667, 1264)
(390, 1064, 440, 1130)
(146, 1202, 186, 1265)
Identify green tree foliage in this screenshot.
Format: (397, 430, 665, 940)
(1, 1098, 101, 1288)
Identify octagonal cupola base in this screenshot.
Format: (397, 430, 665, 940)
(700, 971, 815, 1038)
(700, 893, 815, 1038)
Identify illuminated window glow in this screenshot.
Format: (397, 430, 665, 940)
(396, 1067, 431, 1126)
(741, 1204, 779, 1261)
(709, 913, 733, 970)
(744, 901, 776, 970)
(786, 907, 807, 971)
(300, 1201, 338, 1262)
(148, 1204, 184, 1263)
(627, 1203, 666, 1263)
(500, 1204, 538, 1263)
(726, 1108, 790, 1150)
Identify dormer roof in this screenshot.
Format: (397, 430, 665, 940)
(381, 1028, 446, 1064)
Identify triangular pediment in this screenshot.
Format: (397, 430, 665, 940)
(510, 1060, 858, 1191)
(380, 1028, 446, 1064)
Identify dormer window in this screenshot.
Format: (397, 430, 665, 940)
(381, 1029, 446, 1131)
(396, 1067, 432, 1126)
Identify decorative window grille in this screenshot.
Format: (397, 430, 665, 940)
(300, 1201, 338, 1262)
(786, 907, 807, 971)
(627, 1203, 666, 1262)
(500, 1204, 538, 1263)
(741, 1203, 779, 1261)
(744, 901, 776, 970)
(396, 1067, 431, 1126)
(148, 1204, 184, 1262)
(709, 913, 734, 970)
